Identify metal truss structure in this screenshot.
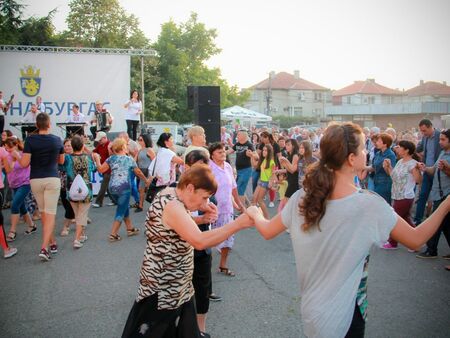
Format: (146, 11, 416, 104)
(0, 45, 155, 56)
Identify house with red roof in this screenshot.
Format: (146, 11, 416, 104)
(406, 80, 450, 103)
(332, 79, 404, 106)
(245, 70, 331, 119)
(326, 79, 450, 130)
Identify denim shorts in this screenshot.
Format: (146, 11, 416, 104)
(257, 180, 269, 189)
(236, 167, 252, 195)
(11, 184, 31, 215)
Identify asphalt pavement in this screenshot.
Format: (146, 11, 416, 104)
(1, 198, 449, 338)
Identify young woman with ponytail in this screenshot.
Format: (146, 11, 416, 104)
(246, 122, 450, 338)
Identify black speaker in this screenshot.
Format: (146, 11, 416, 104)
(188, 86, 221, 143)
(197, 105, 221, 124)
(202, 123, 221, 144)
(187, 86, 195, 110)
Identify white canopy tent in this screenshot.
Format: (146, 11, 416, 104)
(221, 105, 272, 127)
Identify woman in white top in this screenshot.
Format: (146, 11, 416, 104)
(124, 90, 142, 141)
(382, 140, 422, 249)
(147, 133, 184, 202)
(246, 122, 450, 338)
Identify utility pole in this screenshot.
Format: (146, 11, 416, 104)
(140, 56, 145, 124)
(266, 71, 272, 116)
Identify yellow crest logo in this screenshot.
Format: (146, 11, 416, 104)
(20, 65, 41, 97)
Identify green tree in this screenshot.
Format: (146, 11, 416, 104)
(0, 0, 24, 44)
(152, 13, 249, 123)
(65, 0, 149, 49)
(18, 9, 56, 45)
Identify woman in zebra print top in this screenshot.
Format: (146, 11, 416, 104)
(123, 164, 253, 338)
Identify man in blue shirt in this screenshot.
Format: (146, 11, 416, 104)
(414, 119, 441, 225)
(416, 129, 450, 259)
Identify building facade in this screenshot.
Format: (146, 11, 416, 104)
(326, 80, 450, 130)
(245, 71, 332, 119)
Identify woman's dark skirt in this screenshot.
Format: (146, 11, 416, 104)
(122, 294, 202, 338)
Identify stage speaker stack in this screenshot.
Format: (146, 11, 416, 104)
(187, 86, 221, 144)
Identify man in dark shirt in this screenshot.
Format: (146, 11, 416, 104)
(228, 128, 254, 207)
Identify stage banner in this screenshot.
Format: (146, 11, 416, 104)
(0, 51, 130, 137)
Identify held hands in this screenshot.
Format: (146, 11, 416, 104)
(246, 205, 264, 220)
(11, 150, 21, 161)
(417, 162, 426, 172)
(382, 158, 391, 170)
(437, 159, 449, 171)
(234, 212, 255, 229)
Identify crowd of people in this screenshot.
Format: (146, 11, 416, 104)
(0, 99, 449, 336)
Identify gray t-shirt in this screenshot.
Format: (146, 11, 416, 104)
(281, 189, 397, 338)
(429, 150, 450, 201)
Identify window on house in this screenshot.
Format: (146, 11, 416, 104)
(294, 106, 303, 114)
(298, 92, 305, 101)
(346, 96, 351, 104)
(314, 92, 322, 101)
(368, 96, 375, 104)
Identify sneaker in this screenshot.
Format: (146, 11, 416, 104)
(39, 248, 51, 261)
(80, 235, 88, 243)
(209, 293, 222, 302)
(106, 202, 115, 206)
(135, 207, 143, 213)
(442, 254, 450, 260)
(92, 203, 101, 208)
(4, 247, 18, 259)
(407, 248, 418, 253)
(416, 251, 437, 259)
(381, 242, 398, 250)
(268, 202, 275, 208)
(73, 240, 83, 249)
(49, 244, 58, 254)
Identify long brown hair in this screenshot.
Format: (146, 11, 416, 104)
(299, 140, 314, 164)
(300, 122, 363, 231)
(257, 144, 274, 169)
(4, 137, 24, 151)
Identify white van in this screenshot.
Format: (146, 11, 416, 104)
(142, 121, 182, 145)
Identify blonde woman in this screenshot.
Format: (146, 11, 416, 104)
(93, 138, 150, 241)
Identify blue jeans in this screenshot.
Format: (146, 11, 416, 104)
(252, 170, 260, 193)
(111, 190, 131, 222)
(236, 167, 252, 196)
(11, 185, 31, 216)
(414, 172, 434, 224)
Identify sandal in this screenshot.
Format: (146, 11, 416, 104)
(127, 228, 140, 237)
(219, 267, 235, 277)
(6, 231, 16, 242)
(60, 226, 69, 236)
(24, 224, 37, 235)
(108, 234, 121, 242)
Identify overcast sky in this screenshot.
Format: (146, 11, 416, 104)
(22, 0, 450, 91)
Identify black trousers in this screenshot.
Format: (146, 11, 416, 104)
(426, 199, 450, 255)
(126, 120, 139, 141)
(193, 253, 212, 314)
(60, 190, 75, 219)
(345, 302, 365, 338)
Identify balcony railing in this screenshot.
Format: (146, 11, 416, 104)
(325, 102, 450, 116)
